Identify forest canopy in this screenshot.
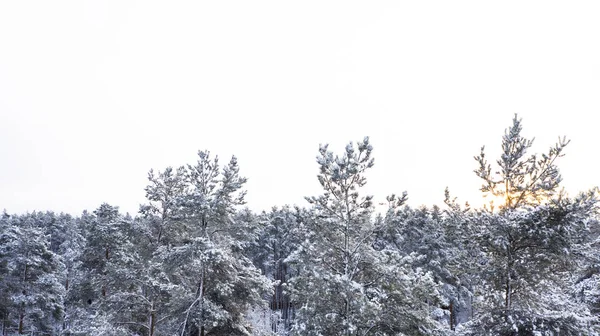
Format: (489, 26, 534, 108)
(1, 115, 599, 336)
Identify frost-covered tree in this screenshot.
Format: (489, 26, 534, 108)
(0, 213, 65, 335)
(572, 212, 600, 320)
(38, 211, 86, 333)
(440, 189, 482, 329)
(290, 137, 445, 335)
(474, 114, 569, 211)
(463, 115, 599, 335)
(140, 166, 188, 246)
(156, 151, 271, 336)
(251, 206, 305, 333)
(464, 194, 599, 335)
(377, 200, 474, 331)
(70, 204, 140, 334)
(289, 137, 379, 335)
(131, 165, 189, 336)
(2, 122, 600, 336)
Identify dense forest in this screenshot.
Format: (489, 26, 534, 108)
(1, 115, 599, 336)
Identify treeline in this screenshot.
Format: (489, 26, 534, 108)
(1, 115, 599, 336)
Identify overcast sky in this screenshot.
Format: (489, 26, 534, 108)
(1, 1, 599, 215)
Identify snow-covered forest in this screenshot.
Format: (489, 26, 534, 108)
(1, 115, 599, 336)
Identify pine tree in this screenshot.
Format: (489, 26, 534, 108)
(465, 115, 599, 335)
(136, 165, 188, 336)
(289, 138, 378, 335)
(290, 138, 445, 335)
(38, 211, 85, 333)
(251, 206, 305, 333)
(441, 189, 481, 329)
(0, 213, 65, 335)
(474, 114, 569, 211)
(377, 201, 474, 331)
(71, 204, 139, 334)
(140, 166, 188, 246)
(156, 151, 271, 336)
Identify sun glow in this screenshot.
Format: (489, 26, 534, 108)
(481, 192, 509, 212)
(479, 189, 554, 212)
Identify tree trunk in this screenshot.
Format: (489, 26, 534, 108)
(149, 301, 156, 336)
(199, 266, 205, 336)
(19, 262, 28, 335)
(199, 216, 207, 336)
(505, 254, 512, 310)
(2, 312, 7, 336)
(182, 267, 205, 336)
(505, 278, 510, 309)
(471, 290, 474, 320)
(449, 301, 455, 331)
(18, 313, 23, 334)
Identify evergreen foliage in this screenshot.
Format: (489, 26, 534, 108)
(0, 115, 598, 335)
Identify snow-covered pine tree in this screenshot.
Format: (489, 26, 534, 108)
(33, 211, 86, 333)
(377, 200, 474, 331)
(572, 208, 600, 320)
(157, 151, 271, 336)
(289, 137, 445, 335)
(291, 138, 379, 335)
(464, 114, 599, 335)
(465, 194, 599, 335)
(134, 165, 189, 336)
(70, 204, 139, 334)
(0, 212, 65, 335)
(140, 166, 188, 246)
(251, 206, 305, 333)
(441, 189, 481, 329)
(474, 114, 569, 211)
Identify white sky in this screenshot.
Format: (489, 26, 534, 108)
(1, 1, 599, 215)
